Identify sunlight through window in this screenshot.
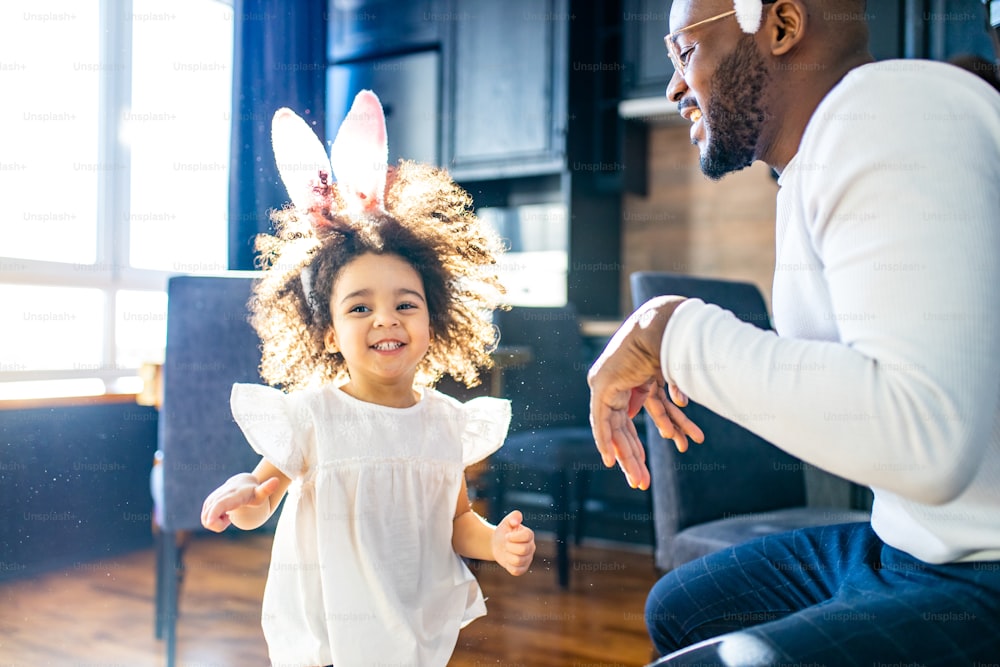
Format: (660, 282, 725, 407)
(128, 0, 232, 272)
(0, 0, 233, 399)
(2, 2, 99, 264)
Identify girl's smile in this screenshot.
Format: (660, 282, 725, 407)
(371, 340, 405, 352)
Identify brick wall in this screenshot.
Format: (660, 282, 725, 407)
(620, 122, 778, 314)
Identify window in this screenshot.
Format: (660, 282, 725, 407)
(0, 0, 233, 400)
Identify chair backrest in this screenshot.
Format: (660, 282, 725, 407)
(493, 305, 591, 433)
(159, 274, 263, 532)
(629, 272, 807, 555)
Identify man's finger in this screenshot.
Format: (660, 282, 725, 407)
(665, 402, 705, 444)
(590, 398, 620, 468)
(644, 392, 679, 441)
(610, 418, 650, 489)
(668, 383, 688, 407)
(626, 383, 654, 418)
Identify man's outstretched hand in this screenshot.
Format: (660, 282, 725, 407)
(587, 296, 704, 489)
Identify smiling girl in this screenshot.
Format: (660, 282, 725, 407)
(200, 91, 535, 667)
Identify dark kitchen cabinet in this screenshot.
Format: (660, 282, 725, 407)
(866, 3, 906, 60)
(870, 0, 994, 62)
(621, 0, 674, 100)
(327, 0, 571, 180)
(327, 0, 440, 61)
(917, 0, 996, 62)
(326, 0, 625, 316)
(328, 50, 441, 166)
(441, 0, 569, 180)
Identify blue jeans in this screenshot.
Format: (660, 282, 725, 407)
(645, 522, 1000, 666)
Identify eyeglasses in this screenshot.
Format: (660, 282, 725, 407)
(664, 2, 776, 77)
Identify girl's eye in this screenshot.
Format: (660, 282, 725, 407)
(397, 302, 417, 311)
(349, 305, 370, 314)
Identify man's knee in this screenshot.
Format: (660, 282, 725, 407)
(645, 573, 686, 654)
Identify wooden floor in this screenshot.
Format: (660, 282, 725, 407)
(0, 533, 661, 666)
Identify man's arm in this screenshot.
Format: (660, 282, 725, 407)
(587, 295, 703, 490)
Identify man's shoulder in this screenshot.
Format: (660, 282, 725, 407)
(822, 59, 998, 114)
(802, 59, 999, 153)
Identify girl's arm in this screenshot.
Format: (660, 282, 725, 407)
(201, 459, 292, 532)
(452, 476, 535, 576)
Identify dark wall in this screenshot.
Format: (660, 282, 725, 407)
(0, 401, 158, 581)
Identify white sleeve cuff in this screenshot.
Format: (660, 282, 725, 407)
(659, 297, 706, 387)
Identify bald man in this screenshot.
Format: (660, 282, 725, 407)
(587, 0, 1000, 664)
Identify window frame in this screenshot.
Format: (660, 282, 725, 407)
(0, 0, 231, 397)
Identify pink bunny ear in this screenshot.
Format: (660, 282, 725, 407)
(271, 108, 333, 212)
(329, 90, 388, 215)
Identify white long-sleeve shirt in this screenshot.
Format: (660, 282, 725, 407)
(660, 60, 1000, 564)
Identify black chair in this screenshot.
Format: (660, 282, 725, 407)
(630, 271, 869, 573)
(488, 305, 643, 588)
(154, 274, 264, 667)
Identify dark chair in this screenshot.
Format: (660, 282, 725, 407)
(154, 274, 264, 667)
(488, 305, 643, 588)
(630, 271, 869, 573)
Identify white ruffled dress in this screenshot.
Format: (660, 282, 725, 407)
(229, 382, 511, 667)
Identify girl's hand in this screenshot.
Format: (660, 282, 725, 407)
(491, 510, 536, 576)
(201, 473, 281, 532)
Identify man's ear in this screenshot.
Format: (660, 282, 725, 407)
(766, 0, 806, 56)
(324, 328, 339, 354)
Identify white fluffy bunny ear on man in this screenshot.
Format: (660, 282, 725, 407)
(270, 89, 389, 219)
(733, 0, 765, 34)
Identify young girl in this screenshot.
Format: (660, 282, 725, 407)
(201, 90, 536, 667)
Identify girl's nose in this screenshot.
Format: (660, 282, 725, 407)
(372, 309, 400, 327)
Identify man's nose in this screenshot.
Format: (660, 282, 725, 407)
(666, 69, 687, 104)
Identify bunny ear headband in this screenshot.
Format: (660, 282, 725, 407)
(272, 89, 389, 222)
(734, 0, 769, 33)
(271, 90, 390, 302)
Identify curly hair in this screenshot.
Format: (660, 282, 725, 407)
(250, 159, 507, 392)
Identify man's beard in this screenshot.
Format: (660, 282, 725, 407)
(699, 35, 770, 180)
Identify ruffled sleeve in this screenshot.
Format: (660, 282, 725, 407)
(460, 396, 511, 467)
(230, 383, 313, 479)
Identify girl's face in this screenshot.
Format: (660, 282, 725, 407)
(324, 252, 431, 403)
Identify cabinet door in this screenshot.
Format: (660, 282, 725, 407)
(871, 0, 994, 61)
(443, 0, 568, 179)
(621, 0, 674, 99)
(925, 0, 996, 61)
(328, 0, 440, 61)
(328, 51, 440, 167)
(866, 2, 904, 60)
